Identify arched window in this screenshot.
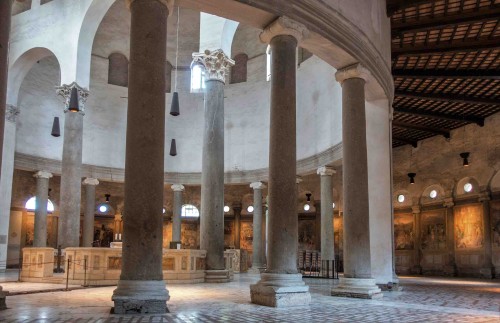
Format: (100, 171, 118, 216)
(25, 197, 55, 213)
(108, 53, 129, 87)
(230, 53, 248, 84)
(266, 45, 271, 81)
(181, 204, 199, 217)
(190, 64, 205, 93)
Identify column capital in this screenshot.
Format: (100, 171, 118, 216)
(126, 0, 174, 13)
(335, 63, 371, 85)
(317, 166, 336, 176)
(56, 82, 89, 115)
(411, 205, 421, 214)
(6, 104, 20, 123)
(296, 176, 303, 184)
(33, 171, 53, 179)
(192, 49, 234, 84)
(171, 184, 185, 192)
(260, 16, 308, 44)
(250, 182, 266, 190)
(443, 197, 454, 208)
(82, 177, 99, 186)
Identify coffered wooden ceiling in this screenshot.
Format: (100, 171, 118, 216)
(388, 0, 500, 147)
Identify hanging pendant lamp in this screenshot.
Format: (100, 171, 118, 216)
(169, 139, 177, 156)
(51, 117, 61, 137)
(170, 7, 181, 116)
(68, 87, 79, 112)
(460, 152, 470, 167)
(408, 172, 416, 185)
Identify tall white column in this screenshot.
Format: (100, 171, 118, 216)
(249, 182, 265, 272)
(33, 171, 53, 247)
(250, 17, 311, 307)
(171, 184, 184, 245)
(0, 105, 18, 272)
(331, 64, 382, 299)
(56, 82, 89, 248)
(317, 166, 335, 261)
(82, 178, 99, 247)
(193, 49, 234, 283)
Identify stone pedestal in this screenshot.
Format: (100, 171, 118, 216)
(250, 17, 310, 307)
(250, 273, 311, 307)
(112, 0, 172, 314)
(331, 277, 383, 299)
(331, 63, 382, 299)
(21, 247, 54, 278)
(82, 178, 99, 247)
(193, 49, 234, 283)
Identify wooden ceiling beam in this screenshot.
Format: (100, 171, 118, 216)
(393, 106, 485, 126)
(392, 7, 500, 36)
(395, 90, 499, 106)
(393, 120, 451, 138)
(392, 37, 500, 56)
(387, 0, 435, 16)
(392, 69, 500, 80)
(392, 135, 418, 147)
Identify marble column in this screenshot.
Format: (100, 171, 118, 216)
(56, 82, 89, 248)
(249, 182, 265, 272)
(112, 0, 172, 314)
(317, 166, 335, 261)
(412, 205, 422, 274)
(331, 64, 382, 299)
(261, 203, 267, 266)
(479, 192, 494, 278)
(0, 0, 14, 180)
(233, 203, 242, 249)
(314, 200, 321, 252)
(192, 49, 234, 283)
(82, 178, 99, 247)
(33, 171, 53, 247)
(250, 17, 311, 307)
(171, 184, 184, 246)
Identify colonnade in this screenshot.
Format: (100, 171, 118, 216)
(0, 0, 393, 313)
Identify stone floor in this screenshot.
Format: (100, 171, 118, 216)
(0, 273, 498, 322)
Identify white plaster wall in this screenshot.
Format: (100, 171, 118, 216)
(322, 0, 391, 66)
(366, 99, 393, 284)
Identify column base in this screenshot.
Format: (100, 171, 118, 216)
(112, 280, 169, 314)
(0, 286, 7, 310)
(331, 277, 383, 299)
(205, 270, 231, 283)
(250, 273, 311, 307)
(248, 266, 264, 274)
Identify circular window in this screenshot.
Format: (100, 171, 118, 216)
(247, 205, 254, 213)
(429, 190, 438, 199)
(304, 204, 310, 211)
(99, 205, 108, 213)
(162, 207, 166, 214)
(332, 202, 335, 209)
(397, 194, 405, 203)
(223, 205, 230, 213)
(464, 183, 473, 193)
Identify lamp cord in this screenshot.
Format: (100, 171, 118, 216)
(174, 6, 180, 92)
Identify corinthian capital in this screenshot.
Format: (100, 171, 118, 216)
(56, 82, 89, 115)
(260, 16, 309, 44)
(192, 49, 235, 84)
(335, 63, 371, 85)
(317, 166, 336, 176)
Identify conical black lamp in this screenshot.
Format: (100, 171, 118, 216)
(51, 117, 60, 137)
(169, 139, 177, 156)
(68, 87, 79, 112)
(170, 92, 180, 116)
(460, 152, 470, 167)
(408, 172, 416, 185)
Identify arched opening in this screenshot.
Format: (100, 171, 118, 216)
(108, 53, 128, 87)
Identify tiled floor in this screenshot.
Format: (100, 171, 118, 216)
(0, 273, 499, 322)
